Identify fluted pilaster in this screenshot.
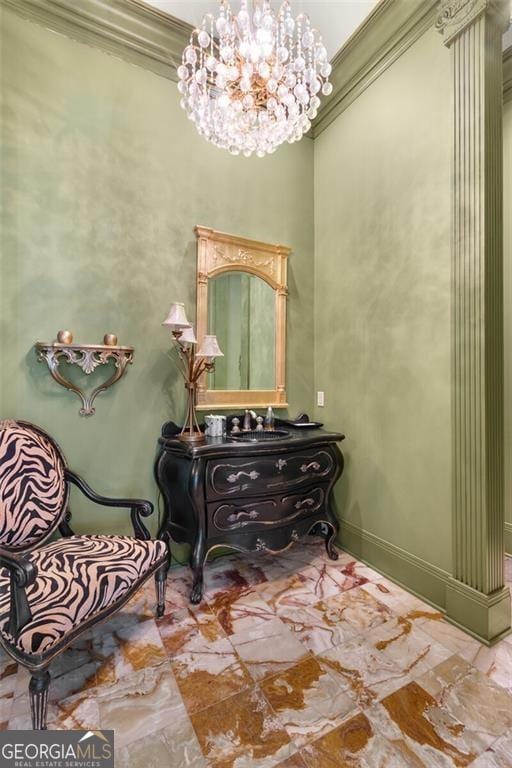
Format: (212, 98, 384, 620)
(437, 0, 510, 642)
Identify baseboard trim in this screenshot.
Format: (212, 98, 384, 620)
(338, 519, 450, 612)
(338, 519, 511, 645)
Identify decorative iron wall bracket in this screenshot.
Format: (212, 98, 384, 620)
(35, 338, 134, 416)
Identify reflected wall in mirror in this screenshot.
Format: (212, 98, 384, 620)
(208, 272, 275, 391)
(195, 226, 291, 409)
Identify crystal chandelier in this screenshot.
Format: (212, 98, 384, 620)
(177, 1, 332, 157)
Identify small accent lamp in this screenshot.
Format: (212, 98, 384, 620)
(197, 335, 223, 358)
(179, 325, 197, 345)
(161, 301, 191, 330)
(162, 303, 223, 443)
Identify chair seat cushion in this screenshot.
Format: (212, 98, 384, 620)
(0, 535, 167, 658)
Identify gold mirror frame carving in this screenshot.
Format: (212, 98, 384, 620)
(195, 225, 290, 410)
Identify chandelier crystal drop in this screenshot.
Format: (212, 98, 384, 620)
(177, 0, 333, 158)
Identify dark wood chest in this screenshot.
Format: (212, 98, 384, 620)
(155, 422, 344, 603)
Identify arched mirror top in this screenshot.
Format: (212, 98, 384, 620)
(196, 225, 290, 291)
(195, 226, 291, 410)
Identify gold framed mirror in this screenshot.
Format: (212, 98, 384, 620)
(195, 226, 290, 410)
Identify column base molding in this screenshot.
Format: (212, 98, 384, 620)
(338, 520, 511, 645)
(445, 577, 511, 645)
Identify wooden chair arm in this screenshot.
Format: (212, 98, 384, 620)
(0, 547, 36, 638)
(65, 469, 153, 540)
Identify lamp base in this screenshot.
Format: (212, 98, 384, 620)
(179, 430, 206, 444)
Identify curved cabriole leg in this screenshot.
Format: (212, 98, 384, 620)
(155, 561, 169, 618)
(29, 669, 51, 730)
(190, 540, 206, 604)
(325, 523, 339, 561)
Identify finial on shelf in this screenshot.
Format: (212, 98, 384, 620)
(57, 330, 73, 344)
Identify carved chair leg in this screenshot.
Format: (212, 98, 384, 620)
(154, 561, 168, 619)
(29, 669, 51, 730)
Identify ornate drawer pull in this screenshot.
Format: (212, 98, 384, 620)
(294, 497, 316, 510)
(275, 459, 287, 471)
(255, 530, 300, 554)
(226, 470, 260, 484)
(227, 509, 259, 523)
(300, 461, 321, 473)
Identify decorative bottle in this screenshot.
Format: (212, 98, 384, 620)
(264, 406, 275, 431)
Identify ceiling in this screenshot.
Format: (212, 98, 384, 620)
(144, 1, 379, 60)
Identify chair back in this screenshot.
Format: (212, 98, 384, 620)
(0, 420, 68, 551)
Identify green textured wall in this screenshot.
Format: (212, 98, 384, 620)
(504, 95, 512, 556)
(0, 10, 315, 544)
(313, 28, 452, 577)
(3, 4, 508, 603)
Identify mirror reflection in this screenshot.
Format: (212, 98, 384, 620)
(207, 272, 276, 390)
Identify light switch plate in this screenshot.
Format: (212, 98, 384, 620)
(317, 391, 325, 407)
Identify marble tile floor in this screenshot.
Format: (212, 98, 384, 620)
(1, 544, 512, 768)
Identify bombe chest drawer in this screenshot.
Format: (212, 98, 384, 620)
(155, 421, 345, 603)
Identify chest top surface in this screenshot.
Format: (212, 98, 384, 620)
(157, 421, 345, 460)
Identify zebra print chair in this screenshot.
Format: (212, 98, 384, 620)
(0, 419, 169, 730)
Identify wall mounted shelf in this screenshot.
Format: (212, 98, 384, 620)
(35, 334, 134, 416)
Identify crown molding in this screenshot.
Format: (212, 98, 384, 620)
(2, 0, 511, 125)
(311, 0, 440, 138)
(0, 0, 193, 82)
